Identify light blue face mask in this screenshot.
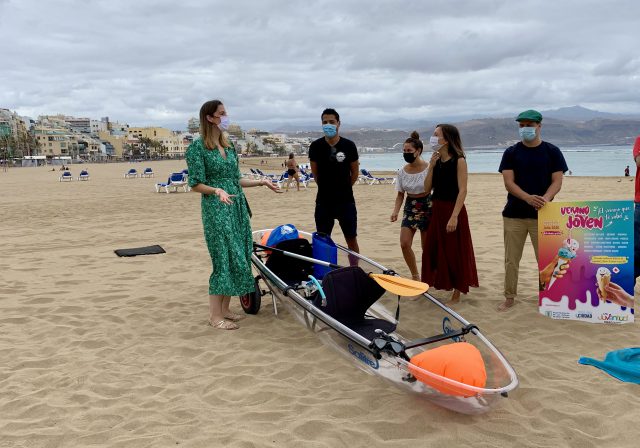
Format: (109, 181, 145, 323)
(519, 127, 537, 142)
(322, 124, 337, 138)
(219, 116, 230, 130)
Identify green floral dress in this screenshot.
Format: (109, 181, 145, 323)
(186, 138, 254, 296)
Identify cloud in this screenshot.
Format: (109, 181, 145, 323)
(1, 0, 639, 129)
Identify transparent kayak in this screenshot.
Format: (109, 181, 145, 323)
(241, 229, 518, 414)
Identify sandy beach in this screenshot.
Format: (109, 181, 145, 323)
(1, 161, 638, 448)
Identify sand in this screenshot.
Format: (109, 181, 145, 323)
(0, 161, 638, 448)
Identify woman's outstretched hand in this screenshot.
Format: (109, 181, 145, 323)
(264, 180, 283, 193)
(216, 189, 235, 204)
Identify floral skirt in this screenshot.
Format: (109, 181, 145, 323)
(401, 195, 432, 231)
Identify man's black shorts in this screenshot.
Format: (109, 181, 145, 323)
(314, 202, 358, 238)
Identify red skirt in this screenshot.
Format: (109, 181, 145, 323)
(421, 200, 479, 294)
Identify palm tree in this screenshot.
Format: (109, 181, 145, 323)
(0, 134, 15, 170)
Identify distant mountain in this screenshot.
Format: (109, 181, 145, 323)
(300, 117, 640, 150)
(436, 117, 640, 148)
(266, 106, 640, 133)
(540, 105, 629, 121)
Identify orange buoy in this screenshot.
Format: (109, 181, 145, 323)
(408, 342, 487, 397)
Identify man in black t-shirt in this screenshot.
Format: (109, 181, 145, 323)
(309, 108, 360, 253)
(497, 109, 568, 311)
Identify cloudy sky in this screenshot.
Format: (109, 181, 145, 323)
(1, 0, 639, 130)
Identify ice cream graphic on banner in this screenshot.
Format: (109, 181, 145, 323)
(547, 238, 579, 289)
(596, 267, 611, 300)
(538, 200, 634, 324)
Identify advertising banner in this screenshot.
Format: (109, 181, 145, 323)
(538, 201, 634, 324)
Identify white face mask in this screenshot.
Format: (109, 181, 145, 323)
(429, 136, 443, 151)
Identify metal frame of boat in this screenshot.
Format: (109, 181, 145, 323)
(244, 229, 519, 414)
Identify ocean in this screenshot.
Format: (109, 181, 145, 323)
(359, 145, 632, 177)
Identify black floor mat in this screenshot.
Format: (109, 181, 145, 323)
(114, 245, 166, 257)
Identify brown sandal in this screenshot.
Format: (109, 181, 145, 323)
(208, 319, 239, 330)
(223, 312, 246, 322)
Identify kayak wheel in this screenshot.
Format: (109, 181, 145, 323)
(240, 276, 262, 314)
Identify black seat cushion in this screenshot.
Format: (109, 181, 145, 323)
(313, 266, 396, 339)
(349, 319, 397, 340)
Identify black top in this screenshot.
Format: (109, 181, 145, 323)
(431, 156, 460, 202)
(498, 141, 568, 219)
(309, 136, 359, 205)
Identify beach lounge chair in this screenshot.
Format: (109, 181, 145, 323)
(298, 173, 310, 189)
(359, 169, 384, 185)
(124, 168, 138, 178)
(270, 171, 289, 189)
(155, 172, 189, 193)
(306, 172, 315, 184)
(141, 167, 154, 178)
(256, 169, 276, 180)
(77, 170, 90, 181)
(59, 171, 73, 182)
(360, 169, 395, 185)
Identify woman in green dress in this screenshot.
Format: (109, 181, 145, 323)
(186, 100, 281, 330)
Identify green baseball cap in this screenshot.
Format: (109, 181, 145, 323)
(516, 109, 542, 122)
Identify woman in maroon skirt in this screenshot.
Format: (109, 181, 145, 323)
(422, 124, 478, 303)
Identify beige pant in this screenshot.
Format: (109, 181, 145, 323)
(503, 217, 539, 299)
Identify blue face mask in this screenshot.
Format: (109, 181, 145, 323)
(322, 124, 337, 138)
(519, 127, 537, 142)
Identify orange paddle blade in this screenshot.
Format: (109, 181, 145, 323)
(369, 273, 429, 296)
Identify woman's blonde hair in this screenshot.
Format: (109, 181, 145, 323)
(199, 100, 229, 150)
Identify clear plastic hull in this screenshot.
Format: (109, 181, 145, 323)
(251, 230, 518, 414)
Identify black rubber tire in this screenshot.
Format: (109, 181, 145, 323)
(240, 276, 262, 314)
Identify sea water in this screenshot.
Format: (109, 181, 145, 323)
(359, 146, 633, 177)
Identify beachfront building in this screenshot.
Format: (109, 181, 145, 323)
(244, 131, 268, 155)
(0, 108, 18, 136)
(128, 126, 173, 140)
(156, 133, 189, 158)
(100, 141, 116, 157)
(98, 131, 126, 158)
(226, 123, 243, 139)
(33, 121, 104, 160)
(78, 136, 103, 159)
(107, 120, 129, 136)
(90, 118, 108, 135)
(65, 116, 91, 134)
(187, 117, 199, 134)
(0, 108, 35, 161)
(32, 123, 73, 156)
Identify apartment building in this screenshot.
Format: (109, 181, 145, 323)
(187, 117, 199, 134)
(156, 133, 189, 158)
(127, 126, 173, 140)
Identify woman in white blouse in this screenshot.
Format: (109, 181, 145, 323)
(390, 131, 432, 281)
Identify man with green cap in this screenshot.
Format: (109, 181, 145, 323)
(497, 109, 568, 311)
